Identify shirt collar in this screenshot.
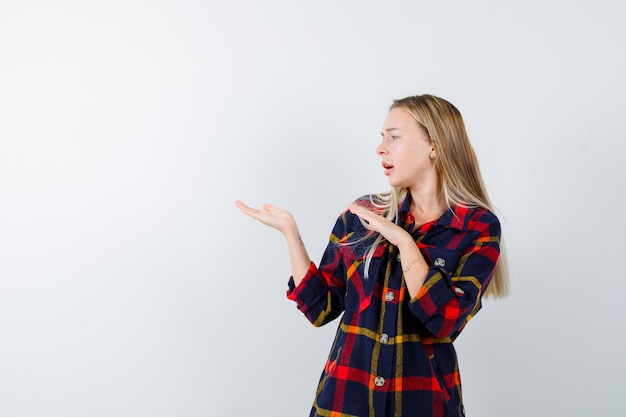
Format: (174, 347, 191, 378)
(398, 195, 472, 231)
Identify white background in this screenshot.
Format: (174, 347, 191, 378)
(1, 1, 624, 416)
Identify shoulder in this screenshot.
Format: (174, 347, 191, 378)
(351, 194, 387, 215)
(463, 206, 501, 237)
(352, 194, 379, 207)
(467, 206, 499, 224)
(331, 194, 378, 232)
(447, 205, 500, 235)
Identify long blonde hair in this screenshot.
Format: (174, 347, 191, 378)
(359, 94, 509, 299)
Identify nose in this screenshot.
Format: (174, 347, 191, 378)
(376, 139, 387, 156)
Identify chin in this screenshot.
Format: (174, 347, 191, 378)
(387, 178, 408, 189)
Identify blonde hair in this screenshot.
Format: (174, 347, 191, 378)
(358, 94, 509, 299)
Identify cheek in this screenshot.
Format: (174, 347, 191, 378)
(399, 146, 422, 165)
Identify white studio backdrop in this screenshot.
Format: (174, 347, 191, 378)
(0, 1, 624, 416)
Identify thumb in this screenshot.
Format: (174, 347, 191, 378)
(263, 203, 277, 212)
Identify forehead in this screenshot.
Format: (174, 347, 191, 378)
(382, 107, 419, 132)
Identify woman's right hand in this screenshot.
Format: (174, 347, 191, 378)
(235, 200, 311, 283)
(234, 200, 296, 234)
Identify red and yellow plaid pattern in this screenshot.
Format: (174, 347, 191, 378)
(287, 195, 501, 417)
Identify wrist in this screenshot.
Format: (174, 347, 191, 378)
(397, 234, 419, 254)
(282, 222, 302, 243)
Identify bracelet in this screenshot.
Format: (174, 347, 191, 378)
(402, 258, 420, 272)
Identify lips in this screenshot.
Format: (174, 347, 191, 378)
(382, 162, 394, 176)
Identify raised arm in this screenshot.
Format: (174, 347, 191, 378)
(235, 200, 311, 285)
(348, 203, 427, 298)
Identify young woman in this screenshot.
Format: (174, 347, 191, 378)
(235, 94, 509, 417)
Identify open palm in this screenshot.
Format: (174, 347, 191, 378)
(235, 200, 296, 233)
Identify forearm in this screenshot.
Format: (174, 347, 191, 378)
(397, 236, 428, 299)
(282, 225, 312, 286)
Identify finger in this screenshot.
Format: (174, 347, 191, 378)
(263, 203, 278, 213)
(348, 204, 366, 216)
(235, 201, 256, 215)
(236, 202, 267, 221)
(350, 205, 375, 222)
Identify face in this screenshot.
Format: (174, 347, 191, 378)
(377, 107, 436, 189)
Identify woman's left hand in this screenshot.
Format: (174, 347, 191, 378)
(348, 204, 412, 247)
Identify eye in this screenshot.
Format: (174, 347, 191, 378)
(391, 135, 400, 141)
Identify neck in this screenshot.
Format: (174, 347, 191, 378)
(408, 185, 447, 225)
(409, 192, 446, 213)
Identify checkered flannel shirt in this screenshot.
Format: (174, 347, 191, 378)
(287, 195, 501, 417)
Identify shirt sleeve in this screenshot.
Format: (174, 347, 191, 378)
(408, 209, 501, 339)
(286, 213, 349, 327)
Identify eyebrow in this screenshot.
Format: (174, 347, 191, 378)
(381, 128, 401, 136)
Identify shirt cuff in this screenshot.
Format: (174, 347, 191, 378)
(409, 267, 455, 321)
(286, 261, 318, 301)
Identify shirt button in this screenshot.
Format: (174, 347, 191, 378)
(396, 253, 401, 262)
(374, 376, 385, 387)
(385, 291, 395, 302)
(434, 257, 446, 267)
(380, 333, 389, 344)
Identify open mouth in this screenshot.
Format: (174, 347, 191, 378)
(382, 162, 394, 175)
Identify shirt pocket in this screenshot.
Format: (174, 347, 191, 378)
(422, 246, 461, 277)
(428, 352, 452, 404)
(344, 243, 387, 313)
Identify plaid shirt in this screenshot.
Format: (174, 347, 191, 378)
(287, 195, 501, 417)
